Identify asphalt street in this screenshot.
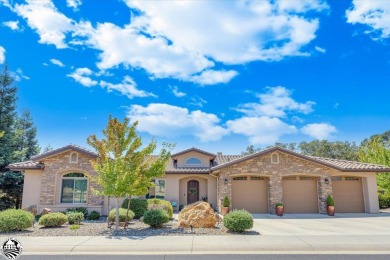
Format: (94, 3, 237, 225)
(18, 255, 390, 260)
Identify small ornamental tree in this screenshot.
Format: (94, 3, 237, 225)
(87, 117, 173, 230)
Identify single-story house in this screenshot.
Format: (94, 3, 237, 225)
(8, 144, 390, 215)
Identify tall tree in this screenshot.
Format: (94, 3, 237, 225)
(12, 109, 39, 162)
(358, 138, 390, 192)
(298, 140, 359, 160)
(0, 66, 17, 170)
(87, 117, 173, 230)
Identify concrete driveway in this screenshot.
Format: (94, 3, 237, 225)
(251, 212, 390, 235)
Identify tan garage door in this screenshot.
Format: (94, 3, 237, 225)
(283, 176, 318, 213)
(232, 176, 268, 213)
(332, 176, 364, 213)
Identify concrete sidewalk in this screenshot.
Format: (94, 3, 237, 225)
(2, 235, 390, 255)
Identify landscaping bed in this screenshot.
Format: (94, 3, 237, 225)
(0, 218, 231, 236)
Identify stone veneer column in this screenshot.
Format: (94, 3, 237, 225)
(217, 173, 231, 212)
(317, 176, 332, 214)
(269, 175, 282, 214)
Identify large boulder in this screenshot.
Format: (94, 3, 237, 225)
(178, 201, 216, 228)
(41, 208, 52, 215)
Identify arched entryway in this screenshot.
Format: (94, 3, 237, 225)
(187, 180, 199, 204)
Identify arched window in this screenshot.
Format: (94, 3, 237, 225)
(61, 173, 87, 203)
(69, 152, 78, 163)
(271, 153, 279, 164)
(185, 157, 202, 165)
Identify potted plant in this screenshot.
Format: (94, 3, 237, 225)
(326, 195, 335, 216)
(222, 196, 230, 215)
(275, 202, 284, 217)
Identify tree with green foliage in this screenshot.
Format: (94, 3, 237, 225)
(241, 145, 262, 155)
(0, 131, 4, 138)
(87, 117, 173, 230)
(299, 140, 359, 160)
(358, 137, 390, 192)
(0, 66, 17, 170)
(12, 109, 39, 162)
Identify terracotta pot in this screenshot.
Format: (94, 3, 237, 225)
(276, 206, 284, 217)
(221, 207, 229, 215)
(327, 206, 335, 216)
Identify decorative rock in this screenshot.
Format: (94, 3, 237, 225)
(42, 208, 52, 215)
(178, 201, 217, 228)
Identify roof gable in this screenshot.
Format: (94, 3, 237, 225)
(171, 147, 216, 159)
(31, 144, 98, 161)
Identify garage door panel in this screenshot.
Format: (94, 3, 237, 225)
(332, 176, 364, 213)
(232, 176, 268, 213)
(283, 176, 318, 213)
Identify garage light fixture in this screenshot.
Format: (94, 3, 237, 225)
(324, 178, 329, 185)
(224, 178, 228, 185)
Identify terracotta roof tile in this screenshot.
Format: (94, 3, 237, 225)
(8, 161, 44, 170)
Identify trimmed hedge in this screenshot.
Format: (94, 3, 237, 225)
(143, 209, 169, 228)
(223, 210, 253, 232)
(0, 209, 34, 232)
(122, 198, 148, 219)
(378, 193, 390, 209)
(147, 199, 173, 218)
(87, 210, 101, 220)
(66, 211, 84, 224)
(38, 213, 68, 227)
(65, 207, 88, 218)
(108, 208, 135, 222)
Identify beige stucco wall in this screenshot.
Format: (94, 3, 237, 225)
(164, 174, 217, 210)
(174, 151, 212, 168)
(21, 169, 43, 209)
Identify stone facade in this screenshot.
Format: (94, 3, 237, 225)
(216, 151, 333, 214)
(39, 151, 104, 206)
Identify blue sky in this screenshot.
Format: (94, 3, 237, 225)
(1, 0, 390, 154)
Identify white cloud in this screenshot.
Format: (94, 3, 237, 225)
(315, 46, 326, 53)
(67, 0, 82, 11)
(301, 123, 337, 139)
(11, 68, 30, 81)
(14, 0, 75, 48)
(190, 70, 238, 85)
(2, 20, 21, 31)
(50, 58, 65, 67)
(347, 1, 390, 40)
(170, 85, 186, 98)
(99, 76, 156, 99)
(127, 103, 229, 142)
(189, 96, 207, 108)
(227, 116, 297, 145)
(0, 46, 5, 64)
(236, 86, 315, 117)
(67, 67, 97, 87)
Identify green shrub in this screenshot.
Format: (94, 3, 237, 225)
(148, 203, 168, 212)
(108, 208, 134, 222)
(326, 195, 335, 207)
(34, 214, 42, 221)
(275, 202, 283, 207)
(69, 224, 80, 230)
(223, 210, 253, 232)
(66, 211, 84, 224)
(122, 198, 148, 219)
(66, 207, 88, 218)
(87, 210, 101, 220)
(0, 209, 34, 232)
(378, 193, 390, 209)
(223, 196, 230, 207)
(147, 199, 173, 218)
(38, 213, 68, 227)
(0, 197, 14, 211)
(143, 209, 169, 228)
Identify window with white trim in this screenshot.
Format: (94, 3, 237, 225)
(146, 179, 166, 199)
(69, 152, 78, 163)
(61, 173, 87, 203)
(185, 157, 202, 165)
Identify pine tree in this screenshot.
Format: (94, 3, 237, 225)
(0, 66, 17, 171)
(13, 109, 40, 162)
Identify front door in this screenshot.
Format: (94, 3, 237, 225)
(187, 180, 199, 204)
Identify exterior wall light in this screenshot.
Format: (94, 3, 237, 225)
(224, 178, 228, 185)
(324, 178, 329, 185)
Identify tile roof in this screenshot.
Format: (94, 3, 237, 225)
(309, 156, 390, 171)
(8, 161, 44, 170)
(171, 147, 216, 158)
(31, 144, 98, 161)
(165, 158, 209, 174)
